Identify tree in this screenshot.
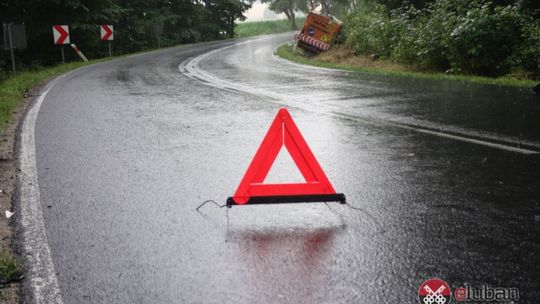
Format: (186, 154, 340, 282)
(312, 0, 357, 15)
(0, 0, 254, 70)
(261, 0, 308, 30)
(200, 0, 254, 39)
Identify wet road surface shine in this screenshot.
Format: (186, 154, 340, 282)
(34, 35, 540, 303)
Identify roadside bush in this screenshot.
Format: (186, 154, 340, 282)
(520, 19, 540, 77)
(345, 3, 393, 56)
(387, 5, 421, 65)
(411, 0, 468, 71)
(342, 0, 539, 79)
(447, 2, 526, 76)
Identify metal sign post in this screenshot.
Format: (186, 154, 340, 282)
(154, 23, 163, 49)
(70, 44, 89, 62)
(7, 24, 16, 74)
(108, 41, 112, 57)
(61, 46, 65, 64)
(3, 23, 27, 74)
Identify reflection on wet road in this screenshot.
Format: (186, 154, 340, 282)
(180, 35, 540, 153)
(33, 34, 540, 303)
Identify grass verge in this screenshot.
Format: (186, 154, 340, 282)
(0, 250, 24, 286)
(235, 18, 305, 38)
(276, 44, 538, 88)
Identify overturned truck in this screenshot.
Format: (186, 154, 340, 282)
(294, 12, 342, 53)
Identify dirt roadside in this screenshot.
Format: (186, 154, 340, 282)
(0, 81, 47, 303)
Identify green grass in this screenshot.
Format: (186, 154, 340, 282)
(0, 61, 99, 133)
(235, 18, 305, 38)
(276, 44, 538, 88)
(0, 250, 23, 285)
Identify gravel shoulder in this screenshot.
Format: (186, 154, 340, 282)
(0, 81, 48, 303)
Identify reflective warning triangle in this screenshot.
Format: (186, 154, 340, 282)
(228, 108, 345, 206)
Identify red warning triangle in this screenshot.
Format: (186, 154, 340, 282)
(229, 108, 344, 206)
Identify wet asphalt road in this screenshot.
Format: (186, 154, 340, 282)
(34, 33, 540, 303)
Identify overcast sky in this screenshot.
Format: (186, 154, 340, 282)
(244, 0, 284, 21)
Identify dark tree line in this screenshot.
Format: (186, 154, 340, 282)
(343, 0, 540, 77)
(263, 0, 539, 25)
(378, 0, 539, 12)
(0, 0, 253, 70)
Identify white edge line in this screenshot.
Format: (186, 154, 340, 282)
(15, 39, 184, 304)
(421, 129, 538, 154)
(178, 39, 539, 155)
(18, 77, 64, 304)
(13, 39, 278, 304)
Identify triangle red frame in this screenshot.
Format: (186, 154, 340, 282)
(228, 108, 345, 206)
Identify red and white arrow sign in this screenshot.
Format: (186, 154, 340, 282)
(52, 25, 70, 45)
(100, 25, 114, 41)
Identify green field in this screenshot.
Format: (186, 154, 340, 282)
(235, 18, 304, 38)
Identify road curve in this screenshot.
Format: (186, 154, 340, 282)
(19, 33, 540, 303)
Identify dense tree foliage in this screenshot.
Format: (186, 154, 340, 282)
(260, 0, 307, 30)
(0, 0, 253, 70)
(343, 0, 540, 78)
(312, 0, 355, 16)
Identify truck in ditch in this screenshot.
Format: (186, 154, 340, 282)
(294, 12, 342, 53)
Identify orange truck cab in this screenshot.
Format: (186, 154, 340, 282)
(295, 12, 342, 52)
